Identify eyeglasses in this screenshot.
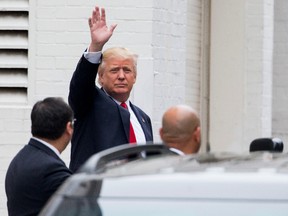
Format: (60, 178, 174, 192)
(71, 119, 76, 128)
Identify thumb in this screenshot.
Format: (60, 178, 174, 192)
(109, 24, 117, 33)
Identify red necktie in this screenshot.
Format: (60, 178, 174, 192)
(120, 102, 137, 144)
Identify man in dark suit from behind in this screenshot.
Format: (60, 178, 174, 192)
(5, 97, 74, 216)
(68, 6, 153, 172)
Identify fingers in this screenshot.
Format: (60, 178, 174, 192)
(90, 6, 106, 25)
(101, 8, 106, 21)
(89, 5, 117, 33)
(95, 7, 100, 21)
(90, 6, 100, 24)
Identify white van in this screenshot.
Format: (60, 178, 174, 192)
(39, 143, 288, 216)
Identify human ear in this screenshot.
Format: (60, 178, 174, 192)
(66, 122, 74, 137)
(159, 128, 164, 140)
(194, 127, 201, 143)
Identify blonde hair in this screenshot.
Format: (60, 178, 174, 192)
(98, 47, 138, 75)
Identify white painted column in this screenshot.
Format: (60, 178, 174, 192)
(209, 0, 274, 152)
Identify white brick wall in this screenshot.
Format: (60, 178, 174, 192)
(151, 0, 203, 142)
(152, 0, 187, 141)
(185, 0, 202, 109)
(0, 107, 31, 216)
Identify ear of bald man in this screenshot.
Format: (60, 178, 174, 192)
(160, 125, 201, 155)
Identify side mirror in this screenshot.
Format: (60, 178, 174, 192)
(249, 137, 284, 153)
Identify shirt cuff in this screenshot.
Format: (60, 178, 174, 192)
(83, 48, 102, 64)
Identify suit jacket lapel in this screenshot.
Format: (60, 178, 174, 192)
(130, 102, 150, 140)
(130, 103, 146, 125)
(118, 105, 130, 142)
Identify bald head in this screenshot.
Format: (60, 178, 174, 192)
(160, 105, 201, 154)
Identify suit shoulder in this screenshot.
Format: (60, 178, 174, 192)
(130, 103, 150, 117)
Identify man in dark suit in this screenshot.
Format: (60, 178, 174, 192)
(5, 97, 74, 216)
(68, 6, 153, 172)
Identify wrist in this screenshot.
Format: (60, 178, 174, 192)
(88, 43, 104, 52)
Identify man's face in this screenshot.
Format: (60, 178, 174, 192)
(99, 56, 136, 102)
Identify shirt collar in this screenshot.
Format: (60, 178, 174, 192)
(169, 147, 185, 156)
(31, 137, 61, 157)
(102, 88, 131, 109)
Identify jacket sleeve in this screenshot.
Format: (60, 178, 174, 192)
(42, 162, 72, 201)
(68, 55, 100, 117)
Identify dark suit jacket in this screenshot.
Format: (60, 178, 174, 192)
(68, 55, 153, 172)
(5, 138, 72, 216)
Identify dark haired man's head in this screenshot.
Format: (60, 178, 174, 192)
(31, 97, 74, 140)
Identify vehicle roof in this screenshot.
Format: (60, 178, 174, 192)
(96, 151, 288, 200)
(94, 151, 288, 178)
